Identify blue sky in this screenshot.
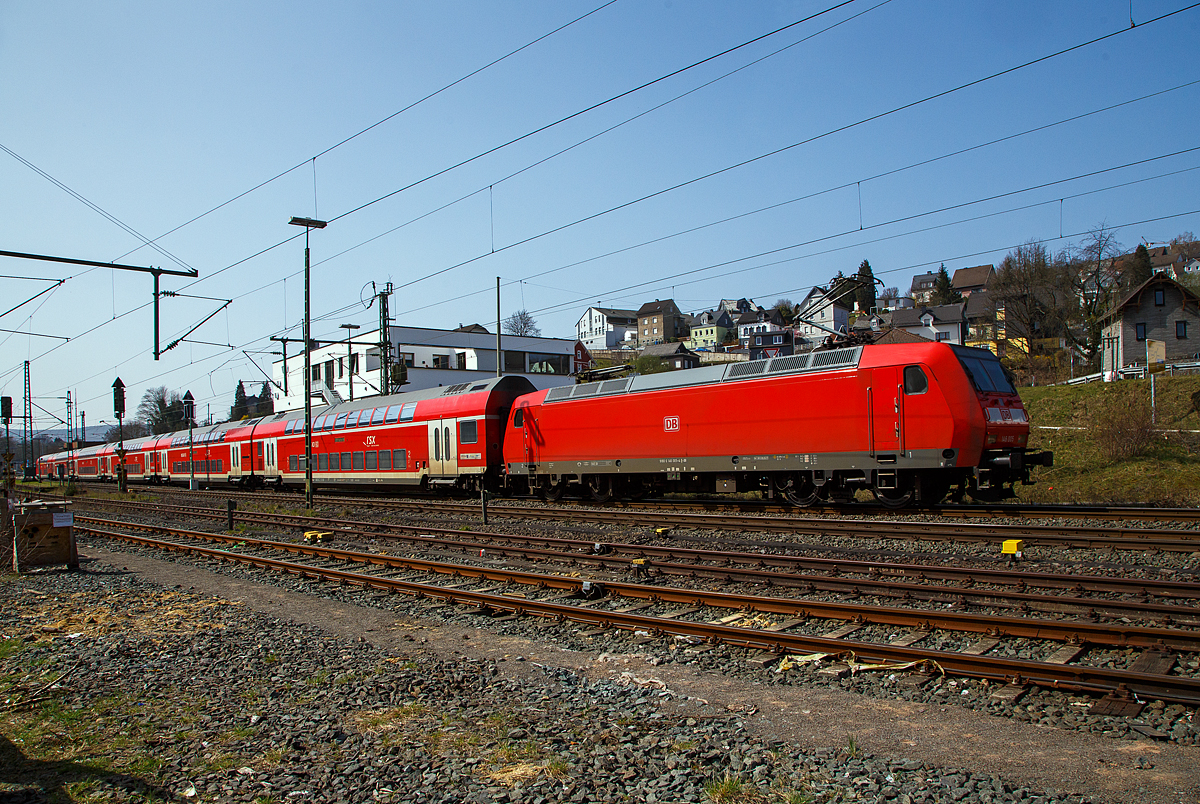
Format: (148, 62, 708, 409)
(2, 0, 1198, 430)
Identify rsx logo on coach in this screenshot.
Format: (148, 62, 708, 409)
(663, 416, 680, 432)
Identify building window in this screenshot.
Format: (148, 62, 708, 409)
(311, 365, 321, 381)
(1155, 288, 1165, 306)
(773, 335, 783, 344)
(936, 332, 950, 341)
(400, 352, 415, 367)
(432, 354, 449, 369)
(1135, 323, 1146, 341)
(1178, 321, 1188, 339)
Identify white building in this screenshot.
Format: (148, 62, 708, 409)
(890, 304, 967, 345)
(793, 286, 851, 339)
(272, 325, 577, 411)
(576, 307, 638, 351)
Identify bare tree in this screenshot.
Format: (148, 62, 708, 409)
(1170, 231, 1200, 262)
(502, 310, 541, 337)
(1055, 225, 1125, 370)
(992, 240, 1061, 379)
(136, 386, 185, 434)
(105, 421, 149, 442)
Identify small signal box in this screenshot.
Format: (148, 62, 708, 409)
(1001, 539, 1025, 558)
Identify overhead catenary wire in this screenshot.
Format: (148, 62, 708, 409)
(310, 4, 1200, 301)
(109, 0, 622, 264)
(11, 4, 1200, 410)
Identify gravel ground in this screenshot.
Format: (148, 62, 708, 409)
(3, 542, 1196, 804)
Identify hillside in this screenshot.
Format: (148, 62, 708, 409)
(1017, 374, 1200, 505)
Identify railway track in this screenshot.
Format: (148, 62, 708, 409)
(77, 515, 1200, 708)
(67, 496, 1200, 621)
(55, 480, 1200, 523)
(57, 488, 1200, 552)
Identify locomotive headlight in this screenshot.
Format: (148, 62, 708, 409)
(942, 449, 956, 460)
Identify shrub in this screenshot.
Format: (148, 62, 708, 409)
(1089, 386, 1154, 462)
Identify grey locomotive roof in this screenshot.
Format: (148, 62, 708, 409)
(543, 346, 864, 404)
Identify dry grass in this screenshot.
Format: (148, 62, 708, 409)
(15, 589, 239, 642)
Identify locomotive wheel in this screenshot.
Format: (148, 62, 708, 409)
(587, 475, 614, 503)
(541, 479, 566, 502)
(872, 476, 914, 509)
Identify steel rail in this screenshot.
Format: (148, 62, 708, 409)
(77, 518, 1200, 652)
(60, 489, 1200, 551)
(69, 497, 1200, 601)
(57, 485, 1200, 549)
(73, 512, 1200, 623)
(67, 481, 1200, 524)
(79, 521, 1200, 706)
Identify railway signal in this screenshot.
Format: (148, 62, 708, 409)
(112, 378, 127, 493)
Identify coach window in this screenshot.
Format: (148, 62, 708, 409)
(371, 407, 385, 425)
(341, 451, 352, 470)
(333, 413, 347, 429)
(289, 455, 298, 471)
(903, 365, 928, 395)
(329, 453, 340, 471)
(513, 409, 524, 427)
(460, 420, 478, 444)
(365, 451, 377, 470)
(353, 451, 364, 471)
(393, 449, 407, 470)
(385, 405, 401, 423)
(379, 449, 392, 470)
(399, 402, 417, 422)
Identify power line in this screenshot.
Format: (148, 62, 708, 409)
(110, 0, 621, 264)
(0, 142, 196, 273)
(322, 3, 1200, 301)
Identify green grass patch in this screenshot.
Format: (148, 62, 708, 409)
(1018, 375, 1200, 504)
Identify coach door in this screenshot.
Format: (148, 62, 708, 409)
(869, 367, 902, 455)
(427, 418, 459, 477)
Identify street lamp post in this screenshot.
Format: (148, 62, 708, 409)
(289, 216, 327, 511)
(183, 391, 196, 490)
(340, 323, 360, 401)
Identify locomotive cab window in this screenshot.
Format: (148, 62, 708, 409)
(512, 409, 524, 428)
(903, 366, 928, 395)
(956, 352, 1017, 394)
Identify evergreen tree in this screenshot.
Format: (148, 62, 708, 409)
(930, 264, 963, 305)
(230, 382, 248, 421)
(258, 382, 274, 416)
(854, 260, 877, 312)
(1124, 244, 1154, 288)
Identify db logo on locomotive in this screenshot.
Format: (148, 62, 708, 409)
(663, 416, 680, 432)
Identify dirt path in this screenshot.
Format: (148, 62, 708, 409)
(84, 547, 1199, 804)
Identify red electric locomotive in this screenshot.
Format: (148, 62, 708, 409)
(501, 342, 1050, 507)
